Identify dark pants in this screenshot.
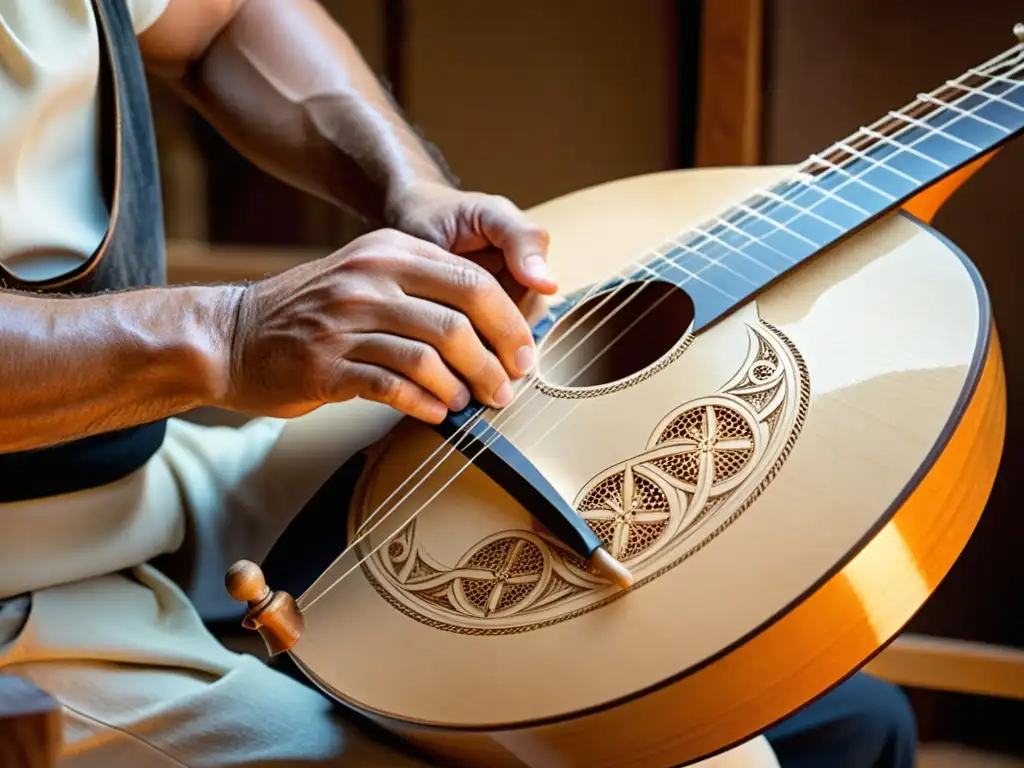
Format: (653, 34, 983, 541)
(764, 673, 917, 768)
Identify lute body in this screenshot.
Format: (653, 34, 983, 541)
(237, 31, 1024, 768)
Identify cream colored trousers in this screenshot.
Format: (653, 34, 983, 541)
(0, 403, 779, 768)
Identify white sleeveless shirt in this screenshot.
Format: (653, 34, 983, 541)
(0, 0, 167, 282)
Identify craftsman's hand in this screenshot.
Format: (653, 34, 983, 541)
(224, 229, 537, 423)
(385, 180, 558, 307)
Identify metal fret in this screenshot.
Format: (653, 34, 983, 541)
(710, 215, 798, 273)
(858, 126, 949, 170)
(756, 189, 847, 234)
(834, 141, 924, 186)
(638, 255, 738, 302)
(732, 202, 823, 249)
(668, 239, 761, 291)
(967, 67, 1024, 89)
(785, 177, 872, 218)
(674, 231, 775, 281)
(888, 110, 983, 152)
(636, 49, 1024, 331)
(809, 153, 898, 201)
(945, 80, 1024, 114)
(917, 93, 1011, 134)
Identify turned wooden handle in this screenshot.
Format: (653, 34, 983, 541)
(225, 560, 305, 656)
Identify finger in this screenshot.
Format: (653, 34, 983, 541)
(346, 333, 471, 412)
(496, 267, 530, 308)
(365, 296, 516, 410)
(463, 247, 505, 276)
(390, 255, 537, 381)
(367, 231, 504, 280)
(332, 360, 449, 424)
(478, 201, 557, 295)
(463, 248, 531, 306)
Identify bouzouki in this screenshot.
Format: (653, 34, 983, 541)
(226, 24, 1023, 768)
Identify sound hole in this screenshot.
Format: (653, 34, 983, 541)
(539, 280, 694, 389)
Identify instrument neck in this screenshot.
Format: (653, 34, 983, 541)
(639, 36, 1024, 332)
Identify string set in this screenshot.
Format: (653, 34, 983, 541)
(298, 35, 1024, 611)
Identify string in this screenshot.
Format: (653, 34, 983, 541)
(301, 46, 1024, 609)
(301, 282, 683, 610)
(346, 250, 703, 541)
(299, 43, 1024, 610)
(301, 51, 1024, 610)
(748, 63, 1024, 241)
(342, 242, 726, 552)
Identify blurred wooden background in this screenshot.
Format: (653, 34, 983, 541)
(152, 0, 691, 251)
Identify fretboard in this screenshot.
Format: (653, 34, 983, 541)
(633, 29, 1024, 331)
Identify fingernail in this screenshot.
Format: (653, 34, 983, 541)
(449, 387, 471, 412)
(522, 255, 549, 284)
(492, 380, 514, 407)
(514, 345, 535, 375)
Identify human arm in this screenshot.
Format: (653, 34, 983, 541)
(137, 0, 557, 295)
(0, 286, 238, 453)
(0, 231, 533, 453)
(0, 0, 548, 454)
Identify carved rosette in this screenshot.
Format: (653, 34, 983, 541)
(358, 321, 809, 635)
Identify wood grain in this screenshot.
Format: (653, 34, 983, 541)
(696, 0, 764, 166)
(0, 675, 60, 768)
(255, 166, 1005, 767)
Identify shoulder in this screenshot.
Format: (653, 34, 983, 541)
(124, 0, 171, 35)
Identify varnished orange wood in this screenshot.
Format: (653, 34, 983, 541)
(371, 323, 1006, 768)
(901, 149, 999, 224)
(277, 162, 1006, 767)
(226, 560, 305, 656)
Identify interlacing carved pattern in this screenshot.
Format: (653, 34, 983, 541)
(359, 321, 810, 635)
(459, 538, 546, 616)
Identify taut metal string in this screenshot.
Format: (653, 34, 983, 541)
(301, 281, 684, 611)
(302, 47, 1024, 609)
(342, 45, 1024, 545)
(299, 43, 1024, 610)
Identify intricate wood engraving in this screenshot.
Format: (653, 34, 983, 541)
(359, 320, 809, 635)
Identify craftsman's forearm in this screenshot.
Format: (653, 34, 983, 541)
(0, 286, 239, 453)
(174, 0, 450, 225)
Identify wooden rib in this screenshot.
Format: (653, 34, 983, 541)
(865, 633, 1024, 701)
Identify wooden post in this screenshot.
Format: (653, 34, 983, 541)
(0, 675, 60, 768)
(695, 0, 765, 167)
